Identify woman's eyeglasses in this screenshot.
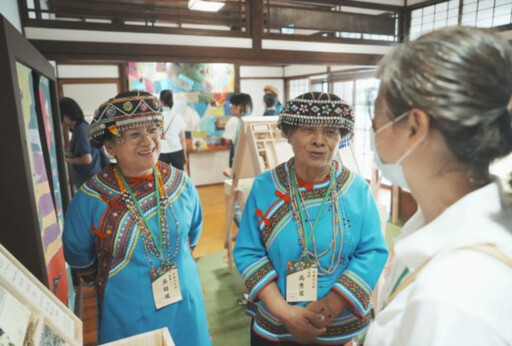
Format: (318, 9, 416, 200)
(118, 126, 162, 145)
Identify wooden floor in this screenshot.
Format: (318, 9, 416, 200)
(82, 183, 226, 345)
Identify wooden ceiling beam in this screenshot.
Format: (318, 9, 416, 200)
(30, 39, 383, 66)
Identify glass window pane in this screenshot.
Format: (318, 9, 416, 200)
(447, 16, 459, 25)
(495, 3, 512, 13)
(449, 0, 460, 9)
(461, 12, 477, 24)
(448, 8, 460, 17)
(463, 2, 478, 13)
(412, 9, 423, 18)
(479, 0, 495, 9)
(423, 5, 435, 14)
(423, 14, 435, 23)
(493, 14, 511, 25)
(496, 0, 512, 6)
(422, 21, 434, 31)
(477, 16, 494, 26)
(436, 2, 449, 12)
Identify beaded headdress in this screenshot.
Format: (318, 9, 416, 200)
(278, 92, 354, 141)
(89, 91, 163, 147)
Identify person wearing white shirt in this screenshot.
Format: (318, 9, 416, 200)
(222, 93, 252, 168)
(365, 27, 512, 346)
(159, 90, 187, 170)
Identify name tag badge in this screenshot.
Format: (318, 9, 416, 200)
(151, 263, 182, 310)
(286, 259, 318, 302)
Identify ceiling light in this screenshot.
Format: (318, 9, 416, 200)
(188, 0, 225, 12)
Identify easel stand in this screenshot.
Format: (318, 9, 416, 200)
(224, 116, 293, 272)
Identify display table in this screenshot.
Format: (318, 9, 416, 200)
(188, 149, 230, 186)
(101, 327, 174, 346)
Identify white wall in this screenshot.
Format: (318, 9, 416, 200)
(25, 27, 252, 48)
(240, 66, 285, 117)
(240, 66, 284, 78)
(62, 83, 119, 119)
(0, 0, 22, 32)
(57, 64, 119, 78)
(284, 65, 327, 77)
(58, 63, 121, 118)
(240, 79, 284, 117)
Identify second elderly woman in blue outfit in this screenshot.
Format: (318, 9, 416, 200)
(62, 91, 211, 345)
(234, 92, 389, 345)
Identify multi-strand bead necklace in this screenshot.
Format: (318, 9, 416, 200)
(286, 160, 348, 277)
(114, 166, 180, 275)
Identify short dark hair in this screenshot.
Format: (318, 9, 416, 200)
(59, 97, 85, 122)
(263, 93, 277, 108)
(160, 89, 173, 108)
(230, 93, 253, 116)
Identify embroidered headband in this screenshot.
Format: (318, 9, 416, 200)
(89, 91, 163, 147)
(278, 91, 355, 140)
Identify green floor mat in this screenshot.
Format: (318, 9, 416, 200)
(197, 251, 251, 345)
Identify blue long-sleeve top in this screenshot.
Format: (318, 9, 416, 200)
(234, 160, 389, 344)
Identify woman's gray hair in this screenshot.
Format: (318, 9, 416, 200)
(378, 27, 512, 187)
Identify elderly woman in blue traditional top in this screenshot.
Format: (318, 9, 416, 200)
(62, 91, 211, 345)
(234, 92, 389, 345)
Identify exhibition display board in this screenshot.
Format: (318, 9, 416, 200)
(0, 15, 73, 308)
(0, 244, 82, 345)
(224, 116, 294, 272)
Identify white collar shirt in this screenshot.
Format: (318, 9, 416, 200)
(365, 183, 512, 346)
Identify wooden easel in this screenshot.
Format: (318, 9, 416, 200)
(224, 116, 293, 272)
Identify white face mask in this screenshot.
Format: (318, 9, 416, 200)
(370, 111, 425, 190)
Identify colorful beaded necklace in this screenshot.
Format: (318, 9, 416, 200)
(114, 166, 180, 275)
(286, 160, 347, 276)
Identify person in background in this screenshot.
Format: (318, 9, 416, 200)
(264, 85, 283, 114)
(223, 92, 253, 168)
(59, 97, 107, 188)
(63, 91, 211, 345)
(365, 27, 512, 345)
(234, 92, 388, 345)
(159, 90, 187, 171)
(175, 98, 201, 132)
(263, 92, 278, 116)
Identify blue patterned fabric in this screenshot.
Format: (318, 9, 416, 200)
(63, 163, 211, 345)
(234, 160, 388, 344)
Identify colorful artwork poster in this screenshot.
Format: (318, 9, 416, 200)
(38, 76, 64, 230)
(128, 62, 235, 137)
(128, 62, 234, 94)
(16, 63, 69, 306)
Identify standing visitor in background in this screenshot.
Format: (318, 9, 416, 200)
(159, 90, 187, 171)
(223, 92, 253, 168)
(59, 97, 107, 188)
(172, 96, 201, 132)
(264, 85, 283, 114)
(263, 92, 278, 116)
(365, 27, 512, 345)
(63, 91, 211, 345)
(234, 92, 388, 345)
